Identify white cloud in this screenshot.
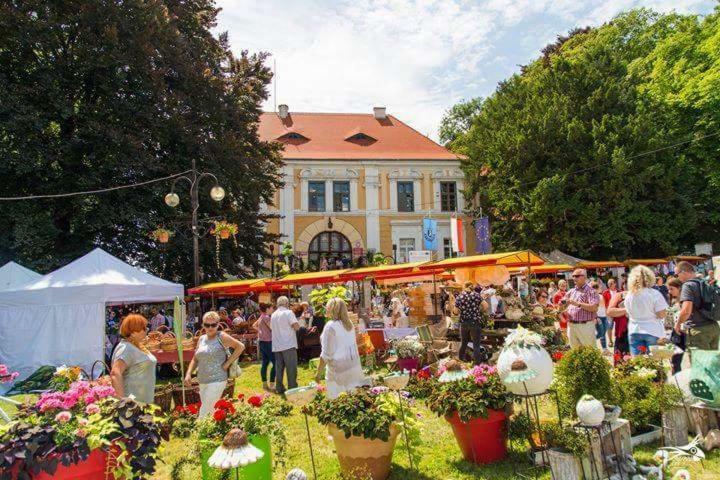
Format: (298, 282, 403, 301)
(215, 0, 715, 140)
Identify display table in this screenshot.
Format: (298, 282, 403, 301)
(151, 349, 194, 364)
(365, 327, 417, 341)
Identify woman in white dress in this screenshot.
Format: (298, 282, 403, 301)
(315, 297, 366, 399)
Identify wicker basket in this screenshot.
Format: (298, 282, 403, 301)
(172, 383, 201, 406)
(181, 332, 194, 351)
(147, 331, 162, 341)
(146, 339, 162, 352)
(154, 384, 173, 412)
(160, 332, 177, 351)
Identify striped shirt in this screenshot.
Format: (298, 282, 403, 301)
(566, 283, 599, 324)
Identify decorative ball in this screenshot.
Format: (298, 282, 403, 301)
(286, 468, 308, 480)
(576, 395, 605, 427)
(497, 345, 553, 395)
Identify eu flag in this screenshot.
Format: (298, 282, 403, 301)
(475, 217, 491, 254)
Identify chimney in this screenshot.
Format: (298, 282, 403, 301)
(373, 106, 387, 120)
(278, 104, 289, 119)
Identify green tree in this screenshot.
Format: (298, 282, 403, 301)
(439, 97, 483, 146)
(0, 0, 282, 284)
(452, 9, 720, 258)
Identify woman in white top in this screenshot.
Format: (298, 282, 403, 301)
(315, 297, 366, 399)
(624, 266, 668, 356)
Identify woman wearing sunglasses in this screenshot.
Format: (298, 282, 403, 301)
(185, 311, 245, 418)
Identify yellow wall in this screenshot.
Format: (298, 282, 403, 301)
(358, 168, 366, 210)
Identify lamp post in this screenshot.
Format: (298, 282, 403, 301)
(165, 159, 225, 287)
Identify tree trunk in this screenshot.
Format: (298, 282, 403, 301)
(662, 406, 690, 446)
(690, 404, 719, 437)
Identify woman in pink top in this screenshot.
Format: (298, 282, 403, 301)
(253, 303, 275, 392)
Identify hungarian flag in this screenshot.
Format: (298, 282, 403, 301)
(450, 217, 464, 253)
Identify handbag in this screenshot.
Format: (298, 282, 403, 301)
(223, 339, 242, 379)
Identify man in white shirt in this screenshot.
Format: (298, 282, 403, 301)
(270, 296, 300, 394)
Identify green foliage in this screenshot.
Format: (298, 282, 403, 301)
(449, 8, 720, 258)
(439, 97, 484, 146)
(391, 337, 425, 359)
(614, 355, 666, 382)
(308, 285, 349, 316)
(541, 421, 590, 458)
(554, 346, 613, 417)
(0, 0, 282, 283)
(425, 365, 510, 423)
(611, 374, 684, 434)
(508, 412, 534, 442)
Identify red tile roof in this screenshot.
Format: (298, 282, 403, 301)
(258, 112, 460, 160)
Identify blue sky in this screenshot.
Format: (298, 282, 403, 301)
(216, 0, 716, 140)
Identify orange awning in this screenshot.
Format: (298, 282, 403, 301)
(338, 261, 439, 281)
(508, 264, 574, 275)
(187, 278, 268, 296)
(267, 269, 349, 287)
(576, 261, 625, 269)
(377, 272, 454, 286)
(420, 250, 544, 271)
(624, 259, 669, 266)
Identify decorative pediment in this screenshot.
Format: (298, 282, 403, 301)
(431, 169, 464, 180)
(388, 169, 423, 180)
(299, 168, 360, 180)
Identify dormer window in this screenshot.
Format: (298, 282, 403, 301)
(277, 131, 309, 144)
(284, 133, 305, 140)
(344, 130, 376, 145)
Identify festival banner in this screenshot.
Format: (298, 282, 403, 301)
(423, 218, 438, 251)
(450, 217, 464, 253)
(475, 216, 492, 254)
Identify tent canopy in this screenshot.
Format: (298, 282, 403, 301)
(624, 258, 668, 267)
(0, 248, 183, 306)
(419, 250, 544, 271)
(0, 261, 41, 291)
(508, 264, 574, 275)
(0, 249, 184, 383)
(576, 261, 624, 269)
(267, 269, 349, 287)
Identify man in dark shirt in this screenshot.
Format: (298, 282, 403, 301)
(675, 261, 720, 350)
(454, 283, 489, 365)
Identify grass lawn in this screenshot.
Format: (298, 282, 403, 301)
(149, 362, 720, 480)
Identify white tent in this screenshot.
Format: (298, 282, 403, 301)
(0, 248, 184, 381)
(0, 261, 41, 291)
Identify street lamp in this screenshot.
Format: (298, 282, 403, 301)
(165, 159, 225, 287)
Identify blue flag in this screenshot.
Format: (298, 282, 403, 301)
(423, 218, 438, 251)
(475, 217, 492, 254)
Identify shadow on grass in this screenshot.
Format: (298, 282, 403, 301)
(388, 464, 436, 480)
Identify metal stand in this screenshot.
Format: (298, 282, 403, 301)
(303, 412, 318, 479)
(574, 421, 625, 480)
(513, 387, 561, 480)
(396, 389, 415, 472)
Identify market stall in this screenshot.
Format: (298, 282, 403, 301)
(0, 248, 184, 381)
(0, 262, 41, 291)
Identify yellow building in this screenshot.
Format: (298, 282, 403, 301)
(259, 105, 475, 268)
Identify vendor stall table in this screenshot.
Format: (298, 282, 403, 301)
(151, 350, 194, 364)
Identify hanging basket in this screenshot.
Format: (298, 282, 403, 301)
(218, 229, 231, 239)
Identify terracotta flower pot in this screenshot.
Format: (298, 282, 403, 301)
(328, 423, 399, 480)
(219, 229, 231, 239)
(158, 231, 169, 243)
(445, 409, 508, 464)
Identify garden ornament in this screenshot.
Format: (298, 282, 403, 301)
(207, 428, 264, 469)
(497, 325, 553, 395)
(438, 359, 470, 383)
(576, 394, 605, 426)
(655, 435, 705, 463)
(501, 359, 537, 385)
(286, 468, 308, 480)
(704, 428, 720, 451)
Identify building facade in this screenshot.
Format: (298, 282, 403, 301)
(259, 106, 475, 269)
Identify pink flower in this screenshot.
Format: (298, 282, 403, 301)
(78, 417, 89, 426)
(55, 411, 72, 424)
(85, 404, 100, 415)
(75, 428, 87, 438)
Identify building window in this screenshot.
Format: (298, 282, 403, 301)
(440, 181, 457, 212)
(443, 238, 453, 258)
(398, 238, 415, 263)
(308, 231, 352, 268)
(333, 181, 350, 212)
(308, 181, 326, 212)
(397, 181, 414, 212)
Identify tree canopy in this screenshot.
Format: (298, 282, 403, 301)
(444, 8, 720, 258)
(0, 0, 282, 284)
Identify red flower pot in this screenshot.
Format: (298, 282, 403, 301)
(445, 409, 508, 464)
(396, 357, 420, 372)
(10, 448, 115, 479)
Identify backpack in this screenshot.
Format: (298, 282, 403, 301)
(695, 279, 720, 322)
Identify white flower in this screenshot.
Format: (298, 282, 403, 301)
(634, 367, 656, 379)
(504, 325, 544, 349)
(55, 365, 69, 375)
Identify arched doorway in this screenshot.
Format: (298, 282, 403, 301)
(307, 231, 352, 269)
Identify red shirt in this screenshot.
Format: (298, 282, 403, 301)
(552, 290, 567, 305)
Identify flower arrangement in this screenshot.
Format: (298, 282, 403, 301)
(425, 361, 511, 422)
(47, 365, 84, 392)
(308, 285, 349, 316)
(0, 381, 166, 479)
(406, 368, 434, 399)
(613, 355, 666, 383)
(170, 402, 201, 438)
(280, 241, 294, 258)
(392, 336, 425, 359)
(302, 387, 422, 463)
(503, 325, 544, 350)
(196, 394, 290, 468)
(0, 364, 19, 383)
(150, 227, 173, 243)
(211, 220, 239, 267)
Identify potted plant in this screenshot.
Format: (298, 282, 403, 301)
(308, 285, 349, 318)
(303, 386, 421, 480)
(554, 346, 613, 418)
(425, 360, 512, 464)
(211, 220, 239, 268)
(150, 227, 173, 244)
(0, 380, 166, 479)
(391, 337, 425, 372)
(542, 421, 592, 480)
(196, 394, 289, 480)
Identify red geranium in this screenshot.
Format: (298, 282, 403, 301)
(638, 345, 647, 354)
(187, 403, 200, 415)
(552, 351, 564, 361)
(213, 409, 227, 422)
(248, 395, 263, 408)
(416, 369, 431, 380)
(237, 393, 245, 402)
(174, 405, 186, 414)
